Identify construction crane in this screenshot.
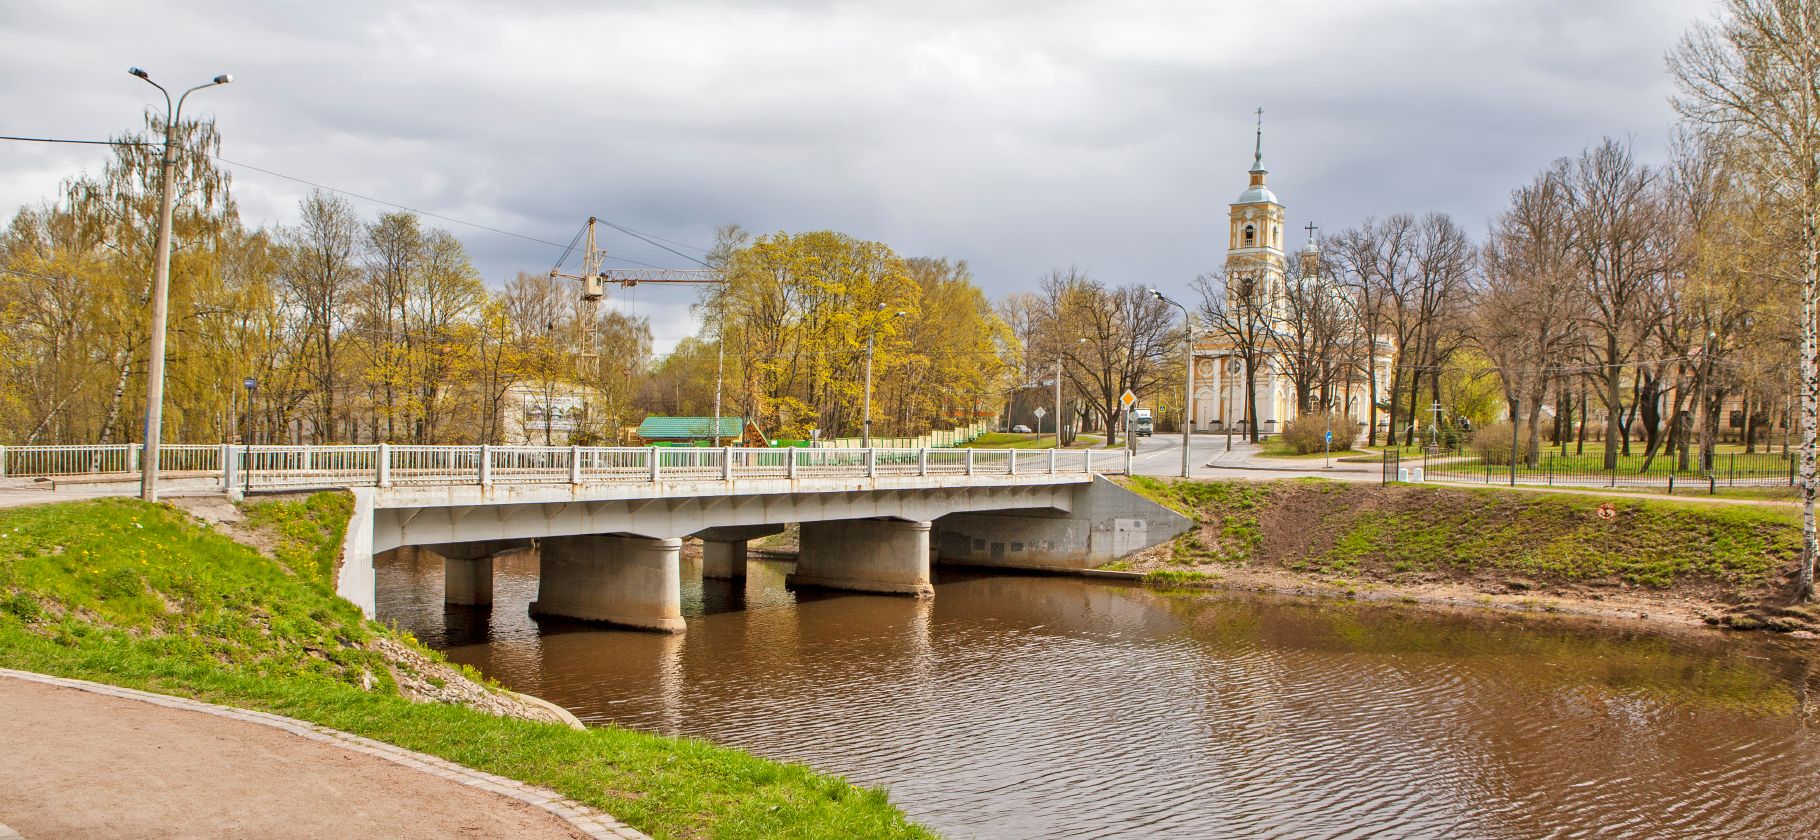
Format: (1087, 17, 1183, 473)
(549, 217, 735, 447)
(551, 217, 721, 302)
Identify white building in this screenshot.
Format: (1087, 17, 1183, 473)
(1188, 126, 1394, 437)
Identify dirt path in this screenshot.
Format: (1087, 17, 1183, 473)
(0, 675, 599, 840)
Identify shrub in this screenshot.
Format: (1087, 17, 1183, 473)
(1282, 413, 1362, 455)
(1473, 421, 1516, 465)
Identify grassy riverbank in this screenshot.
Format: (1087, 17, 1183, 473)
(0, 496, 933, 840)
(1116, 477, 1816, 634)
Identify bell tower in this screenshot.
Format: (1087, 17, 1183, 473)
(1226, 109, 1286, 314)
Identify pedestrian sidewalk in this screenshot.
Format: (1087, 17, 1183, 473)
(0, 669, 648, 840)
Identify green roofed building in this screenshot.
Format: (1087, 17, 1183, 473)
(633, 416, 768, 447)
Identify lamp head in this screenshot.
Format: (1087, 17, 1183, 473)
(894, 310, 907, 318)
(129, 67, 149, 79)
(213, 74, 233, 85)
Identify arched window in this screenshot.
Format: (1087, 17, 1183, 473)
(1244, 224, 1256, 247)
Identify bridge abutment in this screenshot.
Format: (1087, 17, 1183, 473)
(530, 535, 686, 633)
(787, 519, 934, 598)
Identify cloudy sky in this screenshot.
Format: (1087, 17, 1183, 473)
(3, 0, 1713, 351)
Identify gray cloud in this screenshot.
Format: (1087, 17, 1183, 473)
(1, 0, 1711, 350)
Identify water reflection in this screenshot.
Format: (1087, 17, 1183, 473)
(376, 549, 1820, 840)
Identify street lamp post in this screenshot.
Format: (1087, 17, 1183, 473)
(1151, 290, 1193, 479)
(861, 308, 907, 448)
(130, 67, 232, 503)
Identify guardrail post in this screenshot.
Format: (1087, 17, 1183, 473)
(1124, 448, 1133, 475)
(376, 443, 391, 487)
(966, 448, 975, 476)
(918, 447, 928, 476)
(478, 444, 492, 486)
(1009, 450, 1019, 475)
(866, 448, 877, 478)
(0, 444, 8, 477)
(649, 446, 660, 482)
(1048, 448, 1056, 474)
(219, 444, 233, 488)
(569, 445, 582, 485)
(723, 447, 734, 481)
(788, 447, 799, 479)
(131, 443, 142, 472)
(1084, 449, 1092, 473)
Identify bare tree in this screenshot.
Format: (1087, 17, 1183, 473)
(1041, 270, 1175, 447)
(1480, 161, 1583, 467)
(1194, 265, 1274, 443)
(1270, 242, 1353, 415)
(278, 190, 362, 442)
(1671, 0, 1820, 597)
(1328, 216, 1416, 446)
(1563, 139, 1664, 467)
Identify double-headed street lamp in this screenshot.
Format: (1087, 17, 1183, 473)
(1150, 289, 1193, 478)
(130, 67, 232, 502)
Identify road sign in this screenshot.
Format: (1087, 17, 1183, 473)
(1120, 390, 1136, 409)
(1325, 430, 1332, 443)
(1032, 406, 1047, 419)
(242, 378, 257, 390)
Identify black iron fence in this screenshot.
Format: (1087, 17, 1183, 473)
(1383, 446, 1802, 492)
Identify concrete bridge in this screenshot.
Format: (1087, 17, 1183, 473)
(2, 444, 1190, 633)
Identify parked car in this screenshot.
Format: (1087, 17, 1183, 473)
(1011, 425, 1032, 434)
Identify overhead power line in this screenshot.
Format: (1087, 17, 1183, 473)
(0, 135, 704, 271)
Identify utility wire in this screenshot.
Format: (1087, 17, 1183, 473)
(597, 219, 711, 268)
(2, 135, 688, 271)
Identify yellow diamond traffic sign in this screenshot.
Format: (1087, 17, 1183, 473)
(1120, 390, 1136, 409)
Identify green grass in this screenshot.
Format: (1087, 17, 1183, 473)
(1149, 480, 1801, 593)
(0, 497, 934, 840)
(1256, 444, 1363, 460)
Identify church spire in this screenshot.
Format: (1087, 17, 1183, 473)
(1251, 107, 1265, 174)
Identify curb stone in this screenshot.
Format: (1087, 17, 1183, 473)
(0, 668, 650, 840)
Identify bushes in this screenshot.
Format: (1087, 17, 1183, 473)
(1281, 414, 1361, 455)
(1473, 421, 1516, 465)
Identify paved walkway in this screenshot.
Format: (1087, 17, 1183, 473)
(0, 670, 647, 840)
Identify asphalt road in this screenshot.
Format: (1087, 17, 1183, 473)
(1118, 432, 1381, 482)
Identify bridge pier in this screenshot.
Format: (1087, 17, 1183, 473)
(445, 555, 494, 606)
(421, 540, 534, 607)
(694, 525, 786, 581)
(530, 535, 686, 633)
(787, 518, 934, 598)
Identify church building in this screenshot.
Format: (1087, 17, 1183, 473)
(1186, 124, 1393, 438)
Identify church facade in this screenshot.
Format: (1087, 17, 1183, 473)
(1186, 131, 1394, 438)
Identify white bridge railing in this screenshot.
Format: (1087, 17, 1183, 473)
(1, 444, 1132, 490)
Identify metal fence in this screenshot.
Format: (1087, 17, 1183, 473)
(1384, 446, 1801, 491)
(0, 443, 1129, 489)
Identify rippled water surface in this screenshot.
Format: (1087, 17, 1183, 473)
(378, 549, 1820, 839)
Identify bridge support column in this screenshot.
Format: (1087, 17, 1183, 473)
(702, 540, 748, 581)
(420, 540, 532, 607)
(530, 535, 686, 633)
(693, 524, 784, 581)
(445, 555, 494, 606)
(788, 519, 934, 598)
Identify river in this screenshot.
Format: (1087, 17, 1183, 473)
(377, 549, 1820, 839)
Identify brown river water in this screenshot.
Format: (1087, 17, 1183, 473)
(377, 550, 1820, 840)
